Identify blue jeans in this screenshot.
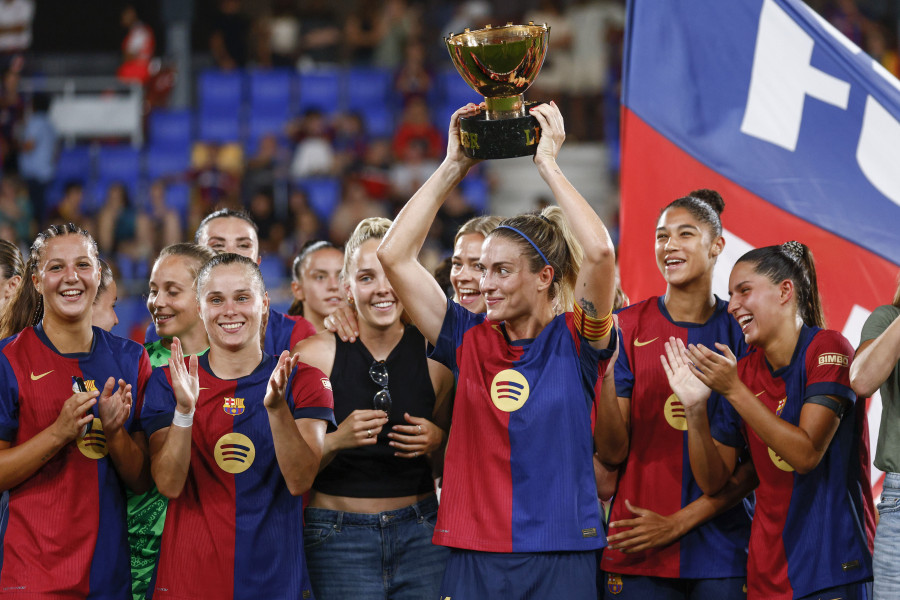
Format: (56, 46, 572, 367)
(874, 472, 900, 599)
(304, 495, 449, 600)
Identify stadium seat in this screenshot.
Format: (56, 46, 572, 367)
(54, 145, 93, 183)
(196, 107, 242, 143)
(148, 109, 193, 149)
(247, 108, 290, 141)
(345, 67, 393, 112)
(97, 146, 141, 186)
(437, 68, 482, 107)
(198, 69, 244, 112)
(297, 69, 341, 115)
(460, 175, 489, 213)
(249, 68, 294, 111)
(360, 105, 395, 139)
(296, 177, 342, 221)
(258, 254, 287, 288)
(145, 146, 191, 181)
(164, 183, 191, 223)
(84, 178, 141, 215)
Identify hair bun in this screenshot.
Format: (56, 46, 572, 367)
(688, 188, 725, 215)
(781, 240, 805, 262)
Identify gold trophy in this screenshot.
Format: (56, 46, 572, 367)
(445, 22, 550, 160)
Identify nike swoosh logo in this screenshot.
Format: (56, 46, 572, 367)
(634, 338, 658, 347)
(30, 370, 54, 380)
(755, 391, 765, 397)
(199, 387, 209, 391)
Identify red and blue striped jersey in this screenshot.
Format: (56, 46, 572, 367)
(429, 301, 615, 553)
(712, 326, 872, 599)
(142, 353, 335, 599)
(145, 308, 316, 356)
(0, 324, 151, 597)
(603, 297, 752, 579)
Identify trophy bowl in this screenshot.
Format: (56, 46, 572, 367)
(445, 22, 550, 159)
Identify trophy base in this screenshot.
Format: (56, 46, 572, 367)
(458, 101, 545, 160)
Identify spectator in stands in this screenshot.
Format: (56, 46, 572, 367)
(332, 112, 368, 176)
(564, 0, 625, 140)
(284, 187, 326, 258)
(328, 177, 388, 246)
(355, 138, 392, 201)
(345, 0, 416, 68)
(244, 133, 289, 199)
(263, 0, 301, 68)
(95, 182, 139, 257)
(210, 0, 250, 70)
(18, 92, 54, 229)
(392, 96, 442, 162)
(289, 109, 335, 179)
(48, 181, 92, 232)
(187, 142, 242, 230)
(435, 187, 477, 253)
(525, 0, 574, 112)
(0, 237, 23, 316)
(140, 180, 183, 257)
(247, 187, 286, 257)
(0, 66, 23, 173)
(117, 4, 155, 85)
(297, 0, 342, 68)
(394, 38, 433, 105)
(0, 174, 30, 243)
(0, 0, 32, 73)
(390, 137, 439, 207)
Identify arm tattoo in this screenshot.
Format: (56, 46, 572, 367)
(578, 298, 598, 318)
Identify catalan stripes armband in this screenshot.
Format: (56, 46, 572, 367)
(573, 302, 614, 342)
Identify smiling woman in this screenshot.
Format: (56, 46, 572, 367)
(142, 252, 336, 599)
(291, 218, 454, 600)
(0, 223, 152, 596)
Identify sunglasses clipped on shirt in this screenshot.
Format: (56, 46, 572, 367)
(369, 360, 392, 414)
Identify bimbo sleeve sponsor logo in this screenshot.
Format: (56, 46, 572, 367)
(818, 353, 849, 367)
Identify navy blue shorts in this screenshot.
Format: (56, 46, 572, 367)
(440, 548, 597, 599)
(600, 572, 746, 600)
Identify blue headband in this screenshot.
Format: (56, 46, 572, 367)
(496, 225, 550, 267)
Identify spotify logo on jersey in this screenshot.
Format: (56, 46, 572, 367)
(490, 369, 531, 412)
(215, 433, 256, 474)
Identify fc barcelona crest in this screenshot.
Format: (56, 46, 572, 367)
(607, 573, 623, 595)
(222, 397, 245, 416)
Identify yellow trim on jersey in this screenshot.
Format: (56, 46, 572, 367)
(573, 302, 613, 341)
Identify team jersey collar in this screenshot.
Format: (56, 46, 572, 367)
(34, 321, 98, 359)
(198, 351, 274, 382)
(496, 312, 565, 347)
(764, 324, 819, 378)
(656, 295, 728, 328)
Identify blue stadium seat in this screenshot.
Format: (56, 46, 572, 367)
(437, 68, 482, 107)
(247, 108, 290, 141)
(460, 175, 489, 213)
(360, 105, 395, 139)
(297, 70, 341, 115)
(196, 108, 241, 143)
(198, 69, 244, 112)
(55, 146, 92, 183)
(164, 183, 191, 223)
(145, 146, 190, 181)
(345, 68, 393, 112)
(249, 68, 294, 111)
(148, 109, 193, 149)
(97, 146, 141, 185)
(296, 177, 342, 221)
(258, 254, 286, 288)
(110, 295, 149, 339)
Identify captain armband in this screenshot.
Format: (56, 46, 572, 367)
(573, 302, 614, 342)
(805, 394, 848, 418)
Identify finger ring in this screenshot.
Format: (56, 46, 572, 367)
(414, 451, 419, 457)
(367, 429, 372, 438)
(417, 425, 422, 434)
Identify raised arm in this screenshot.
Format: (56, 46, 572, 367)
(851, 310, 900, 398)
(150, 338, 198, 499)
(377, 104, 481, 345)
(265, 352, 326, 496)
(530, 102, 616, 351)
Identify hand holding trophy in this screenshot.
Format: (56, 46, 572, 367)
(445, 22, 550, 160)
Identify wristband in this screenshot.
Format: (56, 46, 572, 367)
(573, 302, 614, 342)
(172, 408, 195, 428)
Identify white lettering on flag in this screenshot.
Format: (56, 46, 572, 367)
(741, 0, 850, 151)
